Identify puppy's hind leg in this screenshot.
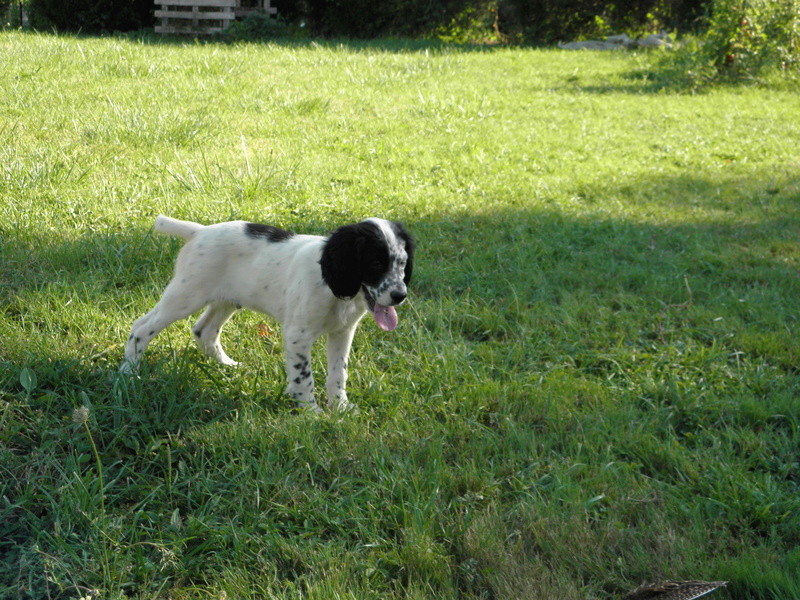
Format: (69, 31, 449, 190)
(192, 302, 239, 367)
(120, 282, 207, 373)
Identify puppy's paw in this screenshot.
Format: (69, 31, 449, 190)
(296, 400, 323, 414)
(211, 350, 239, 367)
(119, 360, 137, 375)
(329, 398, 358, 414)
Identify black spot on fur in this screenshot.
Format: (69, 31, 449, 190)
(245, 222, 294, 243)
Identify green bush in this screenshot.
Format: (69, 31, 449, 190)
(223, 13, 301, 40)
(704, 0, 799, 75)
(652, 0, 800, 87)
(434, 2, 505, 44)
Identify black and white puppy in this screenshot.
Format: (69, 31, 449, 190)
(121, 215, 414, 412)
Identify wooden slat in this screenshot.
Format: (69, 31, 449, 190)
(155, 25, 229, 33)
(234, 7, 277, 16)
(155, 9, 235, 19)
(155, 0, 235, 6)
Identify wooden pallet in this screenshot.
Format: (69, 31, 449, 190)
(155, 0, 275, 35)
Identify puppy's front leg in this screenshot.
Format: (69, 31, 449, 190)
(283, 330, 320, 413)
(326, 328, 357, 412)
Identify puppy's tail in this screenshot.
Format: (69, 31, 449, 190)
(153, 215, 203, 240)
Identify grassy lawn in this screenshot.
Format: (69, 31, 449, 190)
(1, 31, 799, 599)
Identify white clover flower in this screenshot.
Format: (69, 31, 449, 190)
(72, 406, 90, 424)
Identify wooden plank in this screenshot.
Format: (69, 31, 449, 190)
(156, 25, 229, 33)
(155, 0, 236, 7)
(155, 9, 235, 19)
(234, 7, 277, 16)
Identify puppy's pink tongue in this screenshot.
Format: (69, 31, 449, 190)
(372, 303, 398, 331)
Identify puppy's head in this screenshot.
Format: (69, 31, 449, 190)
(320, 219, 414, 331)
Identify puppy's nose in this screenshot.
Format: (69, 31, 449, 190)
(390, 290, 407, 305)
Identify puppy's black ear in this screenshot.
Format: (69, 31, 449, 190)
(320, 223, 366, 299)
(393, 222, 415, 285)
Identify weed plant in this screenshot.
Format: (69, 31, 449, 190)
(1, 32, 799, 599)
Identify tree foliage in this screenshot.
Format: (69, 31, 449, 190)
(22, 0, 706, 41)
(270, 0, 708, 43)
(27, 0, 154, 32)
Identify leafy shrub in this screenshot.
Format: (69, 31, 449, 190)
(27, 0, 154, 33)
(652, 0, 799, 87)
(223, 13, 301, 40)
(434, 2, 505, 44)
(703, 0, 799, 75)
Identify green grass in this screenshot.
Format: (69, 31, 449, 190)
(1, 31, 799, 599)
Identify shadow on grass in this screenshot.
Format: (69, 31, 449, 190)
(413, 172, 799, 294)
(556, 57, 701, 95)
